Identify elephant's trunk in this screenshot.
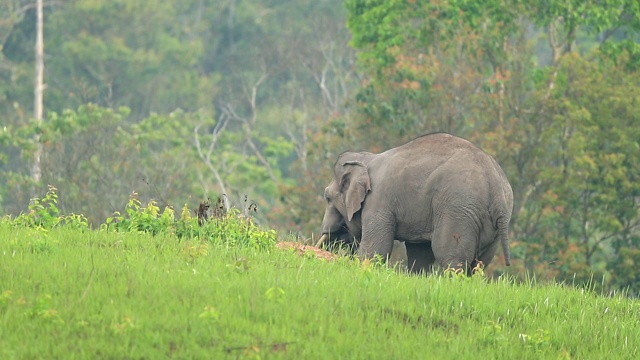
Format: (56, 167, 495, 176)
(315, 234, 328, 248)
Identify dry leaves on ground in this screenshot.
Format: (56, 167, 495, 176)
(276, 242, 338, 261)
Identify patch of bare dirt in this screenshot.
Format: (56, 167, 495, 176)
(276, 242, 338, 261)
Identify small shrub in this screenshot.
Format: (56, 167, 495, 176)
(104, 192, 169, 235)
(13, 185, 61, 229)
(11, 187, 277, 251)
(197, 208, 276, 249)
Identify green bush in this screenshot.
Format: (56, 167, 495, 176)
(7, 187, 276, 250)
(11, 185, 89, 231)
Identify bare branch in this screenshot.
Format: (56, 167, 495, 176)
(283, 87, 309, 171)
(248, 68, 268, 125)
(194, 114, 231, 209)
(220, 71, 279, 183)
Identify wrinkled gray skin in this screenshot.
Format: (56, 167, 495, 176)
(320, 133, 513, 274)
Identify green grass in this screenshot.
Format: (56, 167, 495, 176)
(1, 222, 639, 359)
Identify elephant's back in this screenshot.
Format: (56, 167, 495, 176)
(373, 133, 510, 205)
(412, 134, 513, 220)
(395, 133, 481, 156)
(377, 133, 491, 175)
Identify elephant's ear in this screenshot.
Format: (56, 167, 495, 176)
(340, 161, 371, 221)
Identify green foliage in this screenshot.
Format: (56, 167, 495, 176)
(2, 0, 335, 229)
(44, 0, 216, 117)
(6, 186, 276, 252)
(600, 39, 640, 71)
(1, 105, 134, 222)
(104, 193, 173, 235)
(3, 104, 214, 226)
(9, 184, 89, 232)
(527, 0, 640, 40)
(609, 246, 640, 294)
(2, 99, 298, 232)
(198, 209, 277, 250)
(345, 0, 409, 70)
(345, 0, 528, 142)
(100, 191, 277, 249)
(516, 53, 640, 291)
(13, 185, 61, 229)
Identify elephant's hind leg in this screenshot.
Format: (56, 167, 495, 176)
(431, 218, 478, 275)
(405, 242, 436, 275)
(475, 237, 500, 269)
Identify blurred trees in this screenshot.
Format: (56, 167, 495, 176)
(0, 0, 357, 225)
(1, 0, 639, 293)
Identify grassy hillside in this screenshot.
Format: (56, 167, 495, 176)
(1, 221, 639, 359)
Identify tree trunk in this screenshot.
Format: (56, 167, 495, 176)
(32, 0, 44, 190)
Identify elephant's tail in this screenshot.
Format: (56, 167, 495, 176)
(497, 216, 511, 266)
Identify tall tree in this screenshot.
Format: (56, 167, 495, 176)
(31, 0, 44, 190)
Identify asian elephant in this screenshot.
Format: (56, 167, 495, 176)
(315, 133, 513, 274)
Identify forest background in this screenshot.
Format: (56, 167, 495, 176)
(1, 0, 639, 294)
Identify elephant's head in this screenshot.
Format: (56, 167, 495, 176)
(316, 155, 371, 248)
(315, 225, 359, 254)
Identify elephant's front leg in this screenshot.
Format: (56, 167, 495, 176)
(357, 214, 395, 262)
